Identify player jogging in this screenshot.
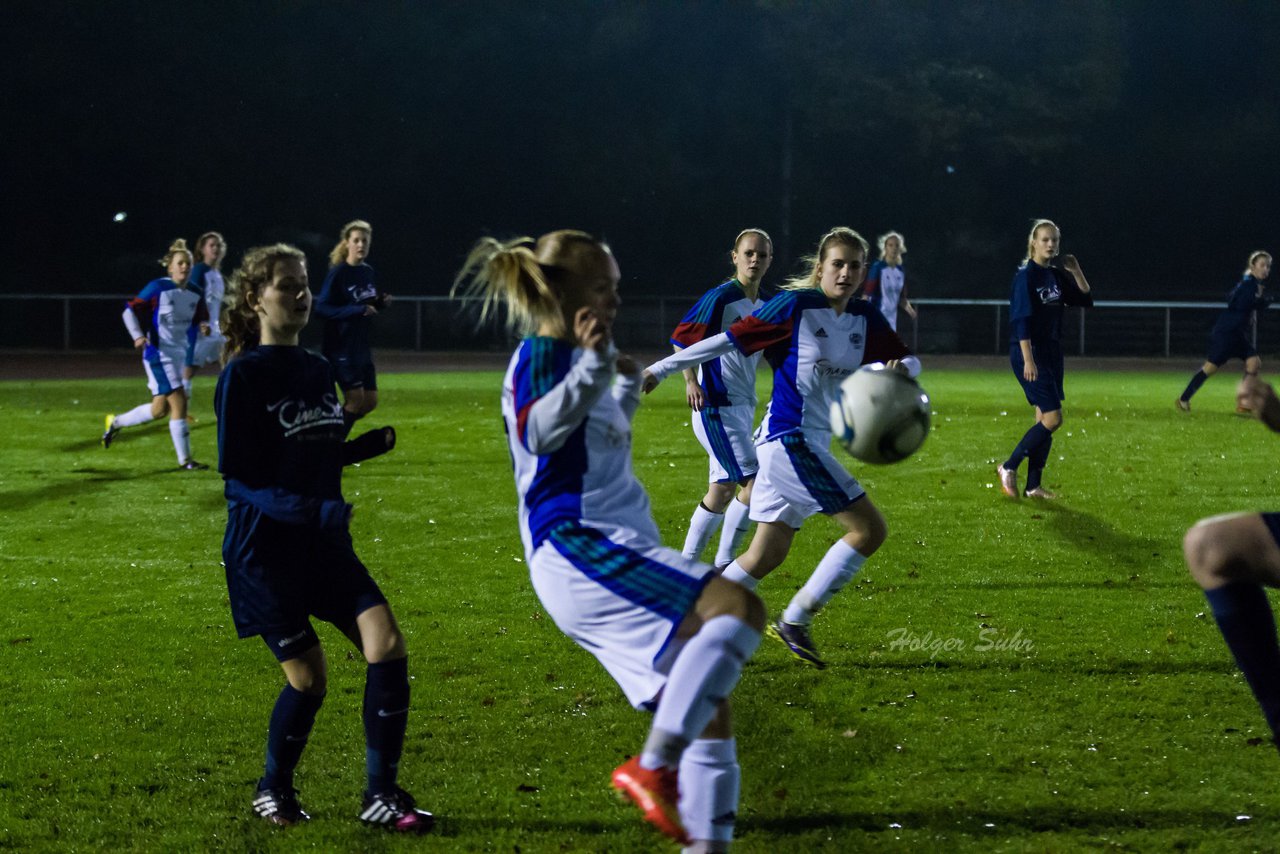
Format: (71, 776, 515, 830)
(183, 230, 229, 414)
(862, 231, 916, 332)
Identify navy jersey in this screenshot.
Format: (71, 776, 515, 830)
(1211, 275, 1269, 339)
(314, 262, 380, 363)
(1009, 261, 1093, 348)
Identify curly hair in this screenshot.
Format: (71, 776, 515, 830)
(222, 244, 308, 363)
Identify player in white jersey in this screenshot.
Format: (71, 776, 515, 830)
(669, 229, 771, 569)
(862, 231, 915, 332)
(645, 228, 920, 669)
(453, 229, 764, 849)
(183, 231, 229, 412)
(102, 239, 210, 470)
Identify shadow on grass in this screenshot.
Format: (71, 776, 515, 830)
(1035, 502, 1163, 572)
(0, 466, 213, 512)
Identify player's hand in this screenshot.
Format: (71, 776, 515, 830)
(615, 353, 639, 375)
(381, 293, 394, 305)
(1024, 360, 1038, 382)
(199, 322, 211, 337)
(363, 304, 379, 316)
(1238, 375, 1280, 432)
(1060, 254, 1082, 274)
(573, 306, 610, 353)
(133, 337, 147, 351)
(642, 370, 661, 394)
(685, 379, 705, 411)
(884, 359, 911, 376)
(906, 304, 918, 319)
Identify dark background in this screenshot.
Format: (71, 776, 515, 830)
(6, 0, 1279, 303)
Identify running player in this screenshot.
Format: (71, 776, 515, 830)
(862, 231, 916, 332)
(313, 220, 390, 432)
(644, 227, 921, 669)
(1177, 250, 1271, 412)
(102, 238, 209, 469)
(670, 228, 772, 569)
(996, 219, 1094, 500)
(215, 243, 432, 833)
(453, 230, 765, 848)
(183, 230, 228, 414)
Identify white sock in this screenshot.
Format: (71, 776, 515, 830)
(114, 403, 155, 428)
(168, 419, 191, 464)
(713, 498, 751, 568)
(679, 738, 738, 849)
(650, 616, 761, 752)
(681, 504, 724, 561)
(720, 561, 759, 592)
(782, 539, 866, 625)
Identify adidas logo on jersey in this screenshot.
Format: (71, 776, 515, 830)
(815, 327, 828, 338)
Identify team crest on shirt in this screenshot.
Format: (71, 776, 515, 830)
(267, 393, 346, 437)
(1037, 282, 1061, 304)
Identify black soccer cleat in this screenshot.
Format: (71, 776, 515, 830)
(252, 785, 310, 827)
(359, 786, 435, 833)
(102, 414, 120, 449)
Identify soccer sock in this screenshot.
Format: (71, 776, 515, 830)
(1026, 435, 1053, 492)
(261, 685, 324, 790)
(682, 503, 725, 561)
(168, 418, 191, 464)
(1181, 370, 1209, 402)
(363, 656, 410, 794)
(113, 403, 155, 428)
(1205, 583, 1280, 739)
(1003, 423, 1053, 472)
(720, 561, 759, 592)
(182, 378, 193, 401)
(713, 498, 752, 568)
(782, 539, 867, 626)
(678, 738, 739, 849)
(642, 616, 760, 770)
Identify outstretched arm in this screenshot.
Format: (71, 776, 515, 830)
(642, 333, 736, 393)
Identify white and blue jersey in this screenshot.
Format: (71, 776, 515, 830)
(670, 279, 763, 409)
(864, 261, 908, 331)
(189, 263, 225, 333)
(122, 277, 206, 360)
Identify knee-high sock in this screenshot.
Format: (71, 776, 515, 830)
(713, 499, 752, 568)
(1004, 422, 1052, 472)
(262, 685, 325, 790)
(1026, 435, 1054, 491)
(641, 616, 760, 769)
(113, 403, 155, 428)
(682, 503, 724, 561)
(364, 656, 410, 794)
(168, 418, 191, 464)
(720, 561, 759, 592)
(678, 738, 739, 849)
(782, 539, 866, 625)
(1205, 583, 1280, 739)
(1181, 370, 1209, 402)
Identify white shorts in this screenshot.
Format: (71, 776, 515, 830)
(691, 404, 758, 484)
(143, 346, 185, 397)
(186, 330, 226, 368)
(529, 525, 714, 710)
(750, 433, 865, 528)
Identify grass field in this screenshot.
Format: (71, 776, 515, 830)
(2, 362, 1279, 852)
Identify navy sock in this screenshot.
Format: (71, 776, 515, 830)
(262, 685, 324, 790)
(1004, 423, 1052, 472)
(1026, 435, 1053, 491)
(364, 656, 410, 795)
(1181, 370, 1208, 402)
(1205, 583, 1280, 739)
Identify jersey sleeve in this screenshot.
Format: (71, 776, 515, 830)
(1009, 268, 1033, 340)
(122, 281, 160, 341)
(860, 304, 914, 366)
(670, 287, 727, 348)
(312, 266, 366, 320)
(513, 340, 614, 455)
(1058, 269, 1094, 308)
(862, 261, 883, 298)
(727, 291, 798, 354)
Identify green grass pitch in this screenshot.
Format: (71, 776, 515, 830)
(2, 364, 1279, 851)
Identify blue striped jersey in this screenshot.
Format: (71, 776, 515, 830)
(670, 279, 763, 408)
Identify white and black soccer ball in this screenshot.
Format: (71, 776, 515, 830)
(829, 365, 931, 464)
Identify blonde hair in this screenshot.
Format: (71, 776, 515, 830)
(222, 244, 308, 363)
(733, 228, 773, 251)
(159, 238, 192, 269)
(329, 219, 372, 267)
(1246, 250, 1272, 276)
(451, 230, 610, 339)
(1023, 219, 1060, 265)
(195, 231, 226, 267)
(877, 231, 906, 256)
(782, 227, 869, 291)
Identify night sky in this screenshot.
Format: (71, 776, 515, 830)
(7, 1, 1280, 302)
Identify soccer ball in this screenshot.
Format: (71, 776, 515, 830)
(829, 366, 931, 464)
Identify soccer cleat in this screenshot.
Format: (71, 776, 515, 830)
(996, 464, 1019, 499)
(1024, 486, 1058, 499)
(359, 786, 435, 834)
(611, 756, 690, 845)
(767, 618, 827, 669)
(1237, 403, 1253, 415)
(102, 414, 120, 449)
(180, 459, 210, 471)
(252, 786, 310, 826)
(1175, 398, 1190, 412)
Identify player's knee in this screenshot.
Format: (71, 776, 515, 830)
(1184, 522, 1233, 586)
(1042, 411, 1063, 431)
(364, 628, 406, 664)
(704, 482, 734, 512)
(286, 665, 328, 696)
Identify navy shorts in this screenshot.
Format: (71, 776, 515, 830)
(1206, 332, 1256, 367)
(332, 360, 377, 392)
(1011, 343, 1064, 412)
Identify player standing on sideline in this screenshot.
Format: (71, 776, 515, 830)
(313, 220, 390, 433)
(102, 238, 210, 469)
(996, 219, 1093, 500)
(183, 231, 228, 416)
(671, 228, 772, 570)
(1177, 251, 1271, 412)
(1185, 373, 1280, 749)
(453, 230, 764, 848)
(862, 231, 916, 332)
(644, 227, 921, 669)
(215, 243, 432, 833)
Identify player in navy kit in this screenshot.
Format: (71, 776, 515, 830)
(215, 243, 432, 833)
(670, 229, 772, 570)
(645, 227, 921, 669)
(1186, 373, 1280, 749)
(453, 230, 764, 848)
(313, 220, 390, 432)
(1177, 251, 1271, 412)
(996, 220, 1094, 500)
(862, 231, 915, 332)
(102, 238, 210, 469)
(182, 231, 228, 414)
